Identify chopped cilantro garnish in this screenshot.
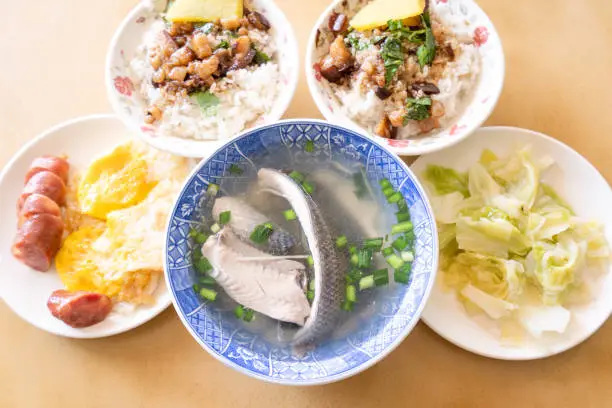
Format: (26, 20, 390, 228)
(347, 34, 369, 51)
(254, 49, 271, 64)
(416, 13, 436, 68)
(380, 37, 403, 85)
(191, 91, 220, 111)
(404, 96, 432, 122)
(387, 19, 426, 44)
(216, 40, 230, 49)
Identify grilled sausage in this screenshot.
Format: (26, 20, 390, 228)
(18, 193, 61, 227)
(24, 156, 69, 184)
(12, 213, 64, 271)
(18, 170, 67, 210)
(13, 155, 69, 272)
(47, 290, 113, 328)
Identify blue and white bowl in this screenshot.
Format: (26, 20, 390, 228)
(164, 120, 438, 385)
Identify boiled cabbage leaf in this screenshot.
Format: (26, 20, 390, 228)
(456, 207, 531, 258)
(423, 164, 469, 197)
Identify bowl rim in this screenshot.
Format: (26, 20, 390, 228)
(104, 0, 300, 158)
(304, 0, 506, 156)
(163, 118, 439, 385)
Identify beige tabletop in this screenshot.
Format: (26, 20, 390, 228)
(2, 0, 612, 407)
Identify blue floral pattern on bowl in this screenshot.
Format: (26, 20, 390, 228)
(164, 120, 438, 385)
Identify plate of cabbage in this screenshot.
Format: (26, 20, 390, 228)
(413, 126, 612, 360)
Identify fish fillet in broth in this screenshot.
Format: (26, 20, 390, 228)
(202, 228, 310, 326)
(212, 196, 296, 255)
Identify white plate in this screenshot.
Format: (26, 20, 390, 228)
(0, 114, 171, 338)
(412, 126, 612, 360)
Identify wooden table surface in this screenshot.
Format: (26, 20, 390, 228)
(2, 0, 612, 407)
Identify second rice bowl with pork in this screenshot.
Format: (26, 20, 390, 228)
(306, 0, 504, 155)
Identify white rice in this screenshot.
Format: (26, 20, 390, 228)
(327, 0, 481, 139)
(129, 19, 281, 141)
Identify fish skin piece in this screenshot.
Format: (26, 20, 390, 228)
(212, 196, 296, 255)
(202, 228, 310, 326)
(257, 168, 346, 346)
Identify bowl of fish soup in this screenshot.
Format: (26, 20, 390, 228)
(164, 119, 438, 384)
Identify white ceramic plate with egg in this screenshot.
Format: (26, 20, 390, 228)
(0, 114, 171, 338)
(413, 126, 612, 360)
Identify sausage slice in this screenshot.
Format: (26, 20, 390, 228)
(47, 290, 113, 328)
(12, 213, 64, 272)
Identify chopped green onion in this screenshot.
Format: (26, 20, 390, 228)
(195, 257, 213, 274)
(199, 276, 216, 286)
(219, 210, 231, 225)
(336, 235, 348, 248)
(345, 284, 357, 303)
(391, 221, 413, 235)
(199, 287, 217, 301)
(302, 181, 314, 195)
(192, 283, 201, 292)
(341, 300, 354, 311)
(394, 270, 411, 284)
(382, 186, 395, 198)
(189, 228, 208, 244)
(207, 183, 219, 196)
(289, 170, 305, 183)
(306, 255, 314, 267)
(307, 290, 315, 301)
(363, 237, 384, 252)
(283, 209, 297, 221)
(379, 178, 392, 189)
(348, 245, 357, 255)
(374, 268, 389, 286)
(350, 253, 359, 266)
(396, 211, 411, 223)
(392, 236, 409, 251)
(401, 251, 414, 262)
(192, 246, 202, 261)
(210, 223, 221, 234)
(250, 222, 274, 243)
(228, 163, 244, 175)
(404, 230, 415, 246)
(359, 275, 375, 291)
(243, 308, 255, 322)
(387, 191, 402, 203)
(347, 269, 362, 283)
(357, 248, 373, 269)
(394, 263, 412, 284)
(234, 305, 245, 319)
(382, 247, 395, 257)
(386, 254, 405, 269)
(305, 140, 315, 152)
(309, 280, 316, 291)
